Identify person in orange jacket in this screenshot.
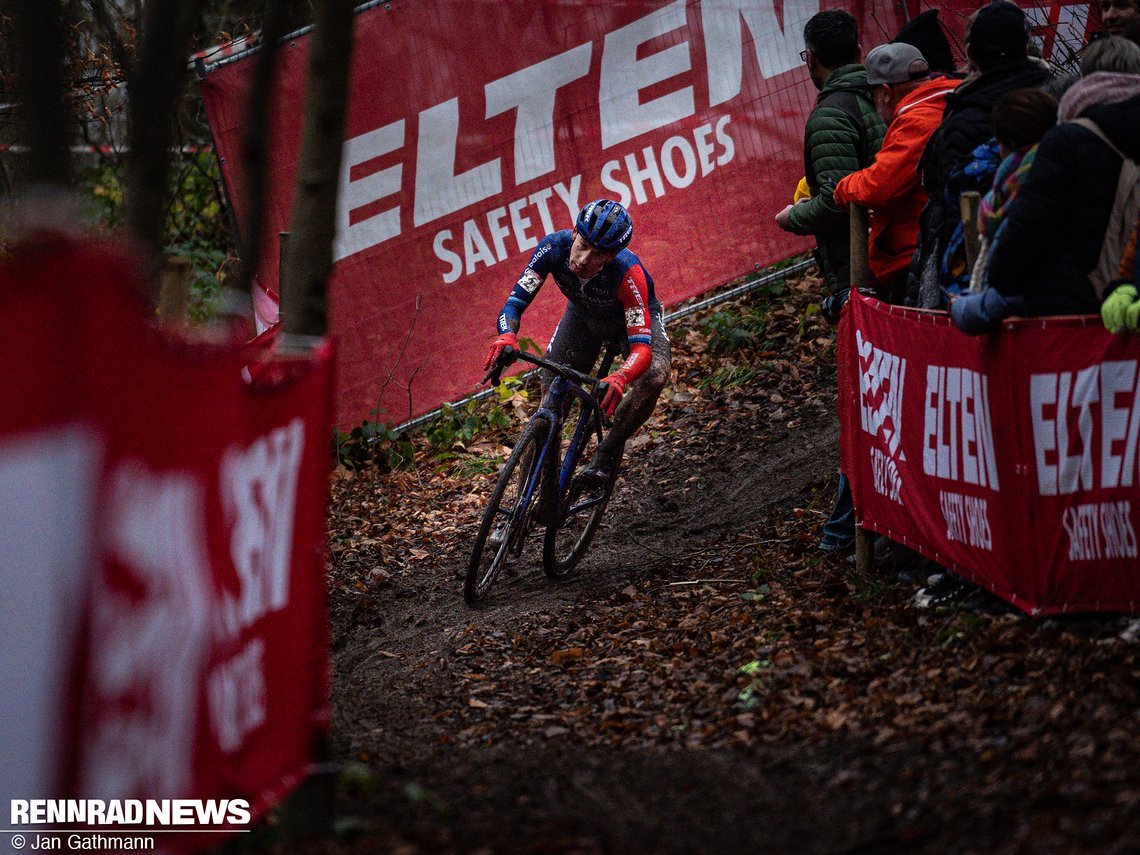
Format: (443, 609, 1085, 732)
(832, 42, 960, 306)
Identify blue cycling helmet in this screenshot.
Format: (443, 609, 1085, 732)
(575, 199, 633, 252)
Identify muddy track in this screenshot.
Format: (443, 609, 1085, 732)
(330, 405, 839, 661)
(331, 408, 839, 753)
(321, 397, 869, 853)
(316, 275, 1139, 854)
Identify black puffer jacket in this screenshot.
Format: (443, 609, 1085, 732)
(987, 93, 1140, 316)
(920, 59, 1054, 201)
(905, 60, 1054, 308)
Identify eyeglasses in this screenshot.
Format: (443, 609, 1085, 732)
(800, 49, 809, 62)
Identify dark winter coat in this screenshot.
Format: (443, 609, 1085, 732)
(906, 59, 1053, 307)
(987, 93, 1140, 316)
(920, 59, 1054, 202)
(786, 65, 885, 292)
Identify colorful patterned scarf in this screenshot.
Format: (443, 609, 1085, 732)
(977, 145, 1038, 241)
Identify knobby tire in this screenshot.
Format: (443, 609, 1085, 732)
(465, 419, 547, 605)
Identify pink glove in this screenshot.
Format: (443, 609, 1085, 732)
(599, 372, 626, 416)
(484, 331, 518, 372)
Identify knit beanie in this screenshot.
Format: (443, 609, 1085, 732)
(969, 1, 1030, 67)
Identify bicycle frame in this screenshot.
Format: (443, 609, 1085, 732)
(506, 376, 602, 539)
(551, 379, 608, 515)
(465, 344, 621, 603)
(488, 346, 613, 534)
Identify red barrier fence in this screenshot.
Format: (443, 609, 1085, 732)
(200, 0, 908, 426)
(839, 291, 1140, 615)
(0, 237, 332, 845)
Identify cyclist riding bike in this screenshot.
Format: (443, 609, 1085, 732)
(484, 199, 672, 488)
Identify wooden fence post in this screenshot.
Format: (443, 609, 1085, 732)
(960, 191, 982, 272)
(848, 203, 873, 574)
(849, 204, 869, 291)
(157, 256, 192, 326)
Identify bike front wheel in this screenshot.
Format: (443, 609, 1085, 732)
(465, 420, 546, 605)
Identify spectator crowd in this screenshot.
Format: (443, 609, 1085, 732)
(774, 0, 1140, 570)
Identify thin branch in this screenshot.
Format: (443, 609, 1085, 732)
(366, 294, 423, 431)
(404, 365, 421, 425)
(83, 0, 135, 80)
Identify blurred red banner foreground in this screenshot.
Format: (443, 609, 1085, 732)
(839, 290, 1140, 615)
(0, 237, 332, 848)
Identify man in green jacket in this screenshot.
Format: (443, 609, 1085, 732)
(776, 10, 885, 309)
(775, 9, 885, 553)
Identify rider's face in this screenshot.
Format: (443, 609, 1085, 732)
(569, 231, 617, 278)
(1101, 0, 1137, 35)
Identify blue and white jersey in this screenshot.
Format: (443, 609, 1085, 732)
(495, 230, 658, 350)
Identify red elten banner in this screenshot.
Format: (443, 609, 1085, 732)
(199, 0, 908, 426)
(839, 291, 1140, 615)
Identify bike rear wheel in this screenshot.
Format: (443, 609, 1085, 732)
(542, 415, 611, 579)
(465, 420, 546, 605)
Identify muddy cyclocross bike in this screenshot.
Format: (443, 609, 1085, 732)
(465, 344, 618, 605)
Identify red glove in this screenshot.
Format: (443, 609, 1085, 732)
(599, 372, 626, 416)
(484, 331, 518, 372)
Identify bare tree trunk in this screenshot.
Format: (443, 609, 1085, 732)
(9, 0, 72, 188)
(234, 0, 290, 296)
(123, 0, 202, 297)
(280, 0, 356, 342)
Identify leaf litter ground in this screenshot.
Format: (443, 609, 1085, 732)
(308, 269, 1139, 854)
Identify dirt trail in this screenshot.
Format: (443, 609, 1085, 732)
(317, 275, 1140, 854)
(325, 411, 893, 855)
(331, 407, 837, 723)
